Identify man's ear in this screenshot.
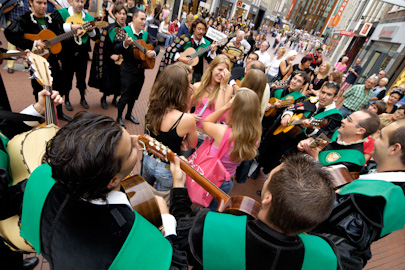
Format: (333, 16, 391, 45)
(107, 175, 122, 189)
(261, 192, 272, 206)
(390, 142, 402, 157)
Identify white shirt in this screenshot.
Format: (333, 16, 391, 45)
(89, 190, 177, 237)
(255, 50, 271, 69)
(267, 57, 283, 77)
(230, 37, 251, 53)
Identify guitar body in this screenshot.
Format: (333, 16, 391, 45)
(264, 97, 280, 117)
(327, 164, 357, 188)
(121, 175, 162, 229)
(132, 39, 155, 69)
(24, 29, 60, 57)
(273, 113, 304, 137)
(219, 196, 261, 220)
(179, 47, 199, 66)
(66, 16, 89, 36)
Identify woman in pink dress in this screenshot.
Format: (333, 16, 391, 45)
(334, 56, 348, 73)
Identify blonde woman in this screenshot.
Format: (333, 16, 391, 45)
(241, 69, 268, 119)
(266, 47, 286, 83)
(310, 61, 331, 95)
(159, 15, 172, 48)
(278, 49, 297, 81)
(191, 55, 233, 143)
(202, 88, 261, 210)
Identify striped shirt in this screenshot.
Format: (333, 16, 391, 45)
(223, 42, 244, 64)
(343, 84, 374, 111)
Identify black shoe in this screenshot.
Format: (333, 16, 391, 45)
(65, 101, 73, 111)
(80, 99, 89, 109)
(23, 257, 39, 270)
(117, 117, 126, 128)
(101, 98, 108, 109)
(58, 113, 72, 122)
(125, 115, 139, 125)
(7, 68, 14, 74)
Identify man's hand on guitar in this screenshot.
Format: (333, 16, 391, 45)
(34, 89, 63, 115)
(35, 40, 47, 49)
(124, 37, 134, 47)
(297, 137, 314, 152)
(146, 50, 155, 59)
(210, 43, 218, 54)
(110, 54, 119, 61)
(178, 56, 193, 65)
(281, 114, 291, 127)
(274, 101, 282, 109)
(300, 119, 311, 128)
(170, 156, 186, 188)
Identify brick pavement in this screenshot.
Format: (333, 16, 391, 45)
(0, 30, 403, 269)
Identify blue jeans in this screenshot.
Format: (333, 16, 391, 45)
(142, 154, 173, 191)
(208, 179, 234, 211)
(339, 105, 354, 118)
(162, 33, 171, 47)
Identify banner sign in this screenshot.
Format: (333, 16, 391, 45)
(328, 0, 349, 27)
(206, 27, 228, 42)
(359, 23, 372, 36)
(286, 0, 297, 20)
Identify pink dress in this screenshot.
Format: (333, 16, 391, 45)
(334, 62, 347, 73)
(210, 130, 239, 177)
(194, 97, 216, 129)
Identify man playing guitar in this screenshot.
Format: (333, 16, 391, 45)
(4, 0, 71, 122)
(114, 9, 159, 128)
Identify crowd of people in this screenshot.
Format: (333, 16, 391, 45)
(0, 0, 405, 269)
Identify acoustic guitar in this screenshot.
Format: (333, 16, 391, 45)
(139, 135, 261, 219)
(24, 20, 107, 58)
(0, 53, 60, 253)
(65, 16, 108, 35)
(115, 27, 155, 69)
(121, 175, 163, 230)
(0, 49, 43, 64)
(178, 37, 228, 67)
(273, 113, 328, 137)
(264, 96, 295, 118)
(326, 164, 358, 188)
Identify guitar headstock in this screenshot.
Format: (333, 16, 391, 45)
(115, 28, 127, 40)
(309, 118, 328, 128)
(82, 20, 96, 31)
(26, 52, 52, 87)
(138, 135, 175, 163)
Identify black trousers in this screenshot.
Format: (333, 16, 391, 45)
(61, 49, 89, 98)
(117, 63, 145, 118)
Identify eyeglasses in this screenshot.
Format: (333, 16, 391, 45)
(328, 81, 340, 87)
(346, 115, 364, 129)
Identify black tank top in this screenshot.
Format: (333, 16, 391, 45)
(151, 113, 184, 155)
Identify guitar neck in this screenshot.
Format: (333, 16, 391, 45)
(48, 29, 78, 46)
(133, 41, 147, 54)
(178, 157, 230, 203)
(189, 45, 211, 59)
(2, 52, 27, 58)
(44, 85, 59, 126)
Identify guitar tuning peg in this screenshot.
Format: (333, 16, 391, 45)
(156, 145, 160, 151)
(162, 149, 167, 155)
(149, 141, 154, 146)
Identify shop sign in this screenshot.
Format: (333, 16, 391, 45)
(359, 23, 372, 36)
(286, 0, 297, 20)
(328, 0, 350, 27)
(379, 26, 399, 39)
(237, 1, 242, 7)
(340, 30, 354, 36)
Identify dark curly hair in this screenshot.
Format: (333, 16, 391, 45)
(45, 112, 124, 201)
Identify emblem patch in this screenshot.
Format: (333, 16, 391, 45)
(326, 152, 341, 163)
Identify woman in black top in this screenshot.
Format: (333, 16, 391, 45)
(385, 90, 404, 114)
(142, 63, 198, 191)
(309, 61, 331, 95)
(283, 54, 313, 80)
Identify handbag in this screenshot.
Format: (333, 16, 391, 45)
(185, 128, 231, 207)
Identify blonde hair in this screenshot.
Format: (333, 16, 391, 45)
(227, 88, 262, 162)
(316, 61, 331, 75)
(241, 69, 267, 105)
(192, 55, 231, 108)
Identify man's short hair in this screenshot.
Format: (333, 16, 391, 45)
(323, 82, 339, 96)
(390, 119, 405, 166)
(248, 52, 259, 61)
(316, 47, 323, 52)
(249, 60, 265, 73)
(292, 70, 310, 85)
(133, 9, 145, 18)
(45, 112, 124, 201)
(190, 18, 207, 36)
(265, 154, 335, 235)
(358, 110, 380, 138)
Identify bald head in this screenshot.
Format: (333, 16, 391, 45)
(247, 60, 265, 73)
